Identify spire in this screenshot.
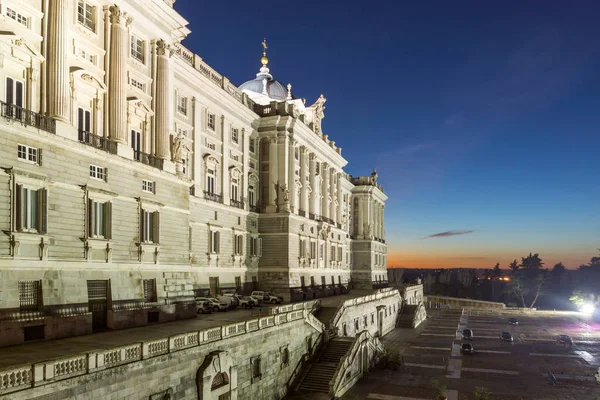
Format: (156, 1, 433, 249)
(256, 38, 272, 80)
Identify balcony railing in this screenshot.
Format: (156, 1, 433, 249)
(134, 150, 164, 170)
(78, 131, 117, 154)
(309, 213, 316, 221)
(337, 223, 342, 229)
(322, 216, 334, 225)
(298, 209, 306, 217)
(249, 204, 259, 213)
(1, 100, 56, 133)
(230, 198, 245, 210)
(204, 191, 223, 204)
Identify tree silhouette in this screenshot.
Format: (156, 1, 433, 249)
(509, 259, 519, 275)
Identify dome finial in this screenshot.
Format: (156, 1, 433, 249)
(260, 38, 269, 66)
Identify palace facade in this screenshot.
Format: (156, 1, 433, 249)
(0, 0, 387, 346)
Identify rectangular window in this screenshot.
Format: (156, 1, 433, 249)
(249, 138, 255, 153)
(206, 169, 215, 194)
(142, 179, 155, 194)
(78, 108, 91, 133)
(300, 276, 305, 288)
(131, 130, 141, 159)
(6, 77, 24, 108)
(210, 230, 220, 254)
(17, 144, 40, 165)
(248, 185, 255, 207)
(177, 95, 187, 115)
(235, 276, 242, 291)
(310, 242, 316, 259)
(234, 234, 243, 255)
(231, 128, 239, 144)
(319, 244, 324, 260)
(6, 8, 28, 28)
(130, 78, 145, 92)
(338, 247, 343, 263)
(78, 48, 97, 65)
(331, 246, 336, 261)
(251, 357, 261, 381)
(140, 209, 159, 244)
(130, 35, 145, 63)
(250, 237, 262, 257)
(231, 178, 238, 201)
(19, 280, 40, 311)
(14, 185, 46, 233)
(77, 1, 95, 32)
(207, 113, 215, 131)
(299, 239, 305, 258)
(321, 276, 326, 287)
(87, 199, 112, 239)
(310, 276, 315, 287)
(89, 165, 106, 181)
(143, 279, 156, 302)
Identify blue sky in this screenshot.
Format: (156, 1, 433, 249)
(175, 0, 600, 269)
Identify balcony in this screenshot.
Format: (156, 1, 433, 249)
(249, 204, 259, 213)
(298, 209, 306, 217)
(230, 198, 245, 210)
(322, 216, 334, 225)
(204, 191, 223, 204)
(1, 101, 56, 133)
(78, 131, 117, 154)
(133, 150, 164, 170)
(309, 213, 317, 221)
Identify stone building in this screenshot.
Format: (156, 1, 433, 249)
(0, 0, 387, 346)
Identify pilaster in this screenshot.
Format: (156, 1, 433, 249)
(266, 137, 278, 213)
(155, 39, 173, 159)
(288, 138, 296, 213)
(47, 0, 70, 122)
(308, 153, 316, 216)
(321, 163, 329, 219)
(221, 115, 230, 204)
(108, 6, 130, 143)
(299, 146, 308, 213)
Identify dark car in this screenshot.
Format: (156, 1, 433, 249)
(460, 343, 474, 354)
(500, 332, 514, 342)
(557, 335, 573, 346)
(462, 329, 473, 340)
(509, 318, 519, 325)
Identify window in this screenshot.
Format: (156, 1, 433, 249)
(89, 165, 106, 181)
(281, 347, 289, 366)
(87, 199, 111, 239)
(130, 78, 145, 92)
(182, 156, 188, 177)
(17, 144, 40, 165)
(6, 7, 28, 27)
(235, 276, 242, 291)
(248, 186, 256, 208)
(15, 186, 47, 233)
(207, 113, 215, 131)
(78, 108, 91, 133)
(5, 77, 24, 108)
(131, 130, 141, 159)
(310, 276, 315, 287)
(130, 35, 145, 63)
(234, 234, 243, 255)
(338, 247, 343, 263)
(299, 239, 306, 258)
(331, 245, 336, 261)
(250, 237, 262, 257)
(300, 276, 305, 288)
(231, 128, 239, 144)
(78, 48, 97, 65)
(206, 169, 215, 194)
(143, 279, 156, 302)
(319, 244, 324, 260)
(249, 138, 255, 153)
(142, 180, 155, 194)
(177, 95, 187, 115)
(210, 230, 220, 254)
(19, 281, 40, 311)
(77, 1, 95, 32)
(231, 178, 239, 201)
(251, 357, 262, 382)
(321, 276, 326, 287)
(310, 242, 316, 259)
(140, 209, 159, 243)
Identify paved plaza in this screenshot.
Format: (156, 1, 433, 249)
(343, 308, 600, 400)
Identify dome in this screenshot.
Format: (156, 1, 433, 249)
(239, 76, 290, 101)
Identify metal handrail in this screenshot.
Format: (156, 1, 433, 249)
(1, 101, 56, 133)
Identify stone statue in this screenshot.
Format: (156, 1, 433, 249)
(364, 222, 371, 236)
(280, 183, 289, 203)
(172, 133, 191, 163)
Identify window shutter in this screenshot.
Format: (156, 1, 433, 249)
(37, 188, 47, 234)
(140, 208, 145, 242)
(215, 231, 220, 253)
(15, 184, 22, 231)
(257, 238, 262, 256)
(6, 78, 13, 105)
(16, 81, 23, 108)
(208, 230, 213, 253)
(152, 211, 160, 244)
(37, 149, 42, 166)
(104, 202, 112, 240)
(104, 168, 108, 182)
(153, 181, 156, 194)
(87, 198, 94, 237)
(78, 108, 84, 132)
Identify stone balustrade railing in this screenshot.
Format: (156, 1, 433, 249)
(0, 309, 310, 396)
(270, 299, 321, 315)
(330, 288, 399, 330)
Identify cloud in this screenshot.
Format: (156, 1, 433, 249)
(423, 230, 475, 239)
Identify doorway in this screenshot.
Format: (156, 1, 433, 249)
(87, 280, 108, 331)
(209, 277, 220, 297)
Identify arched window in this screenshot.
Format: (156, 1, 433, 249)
(211, 372, 229, 391)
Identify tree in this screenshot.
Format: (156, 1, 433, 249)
(429, 378, 447, 400)
(510, 253, 549, 308)
(552, 262, 566, 276)
(491, 263, 503, 301)
(473, 386, 491, 400)
(509, 259, 519, 275)
(520, 253, 544, 270)
(388, 268, 405, 284)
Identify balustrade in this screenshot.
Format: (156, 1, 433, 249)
(78, 131, 117, 154)
(1, 101, 56, 133)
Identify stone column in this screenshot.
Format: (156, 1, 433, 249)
(242, 128, 249, 208)
(381, 205, 385, 240)
(321, 163, 329, 219)
(277, 133, 289, 211)
(329, 169, 336, 224)
(108, 6, 129, 143)
(220, 116, 229, 203)
(357, 196, 364, 238)
(47, 0, 70, 121)
(336, 174, 343, 225)
(308, 154, 316, 216)
(155, 40, 173, 159)
(299, 146, 308, 214)
(266, 137, 278, 213)
(288, 139, 296, 213)
(192, 98, 203, 193)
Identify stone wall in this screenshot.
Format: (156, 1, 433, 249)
(1, 310, 322, 400)
(330, 288, 401, 338)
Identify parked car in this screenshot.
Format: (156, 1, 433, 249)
(218, 295, 238, 310)
(509, 318, 519, 325)
(195, 300, 213, 314)
(460, 343, 474, 354)
(500, 332, 514, 342)
(251, 291, 283, 304)
(462, 329, 473, 340)
(196, 297, 228, 312)
(557, 334, 573, 346)
(222, 293, 256, 309)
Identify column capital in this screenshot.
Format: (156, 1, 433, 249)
(156, 39, 173, 57)
(109, 5, 131, 26)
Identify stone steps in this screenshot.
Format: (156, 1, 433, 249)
(297, 338, 354, 394)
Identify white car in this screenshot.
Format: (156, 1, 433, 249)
(196, 297, 228, 312)
(251, 291, 283, 304)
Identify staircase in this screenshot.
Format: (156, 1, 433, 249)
(397, 304, 418, 328)
(297, 338, 353, 394)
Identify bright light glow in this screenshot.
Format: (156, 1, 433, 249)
(580, 303, 596, 315)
